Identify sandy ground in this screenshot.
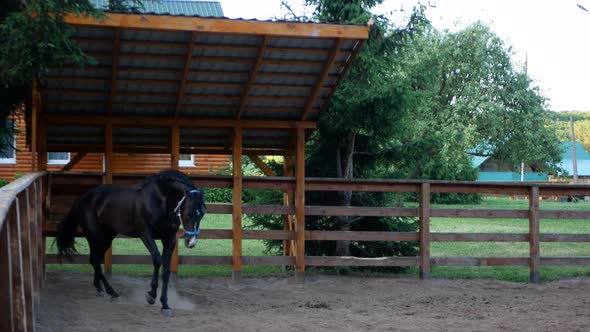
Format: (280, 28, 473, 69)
(37, 272, 589, 332)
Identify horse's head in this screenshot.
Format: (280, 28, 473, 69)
(179, 188, 206, 248)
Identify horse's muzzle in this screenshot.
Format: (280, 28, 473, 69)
(185, 235, 198, 248)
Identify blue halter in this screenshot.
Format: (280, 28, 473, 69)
(184, 229, 200, 237)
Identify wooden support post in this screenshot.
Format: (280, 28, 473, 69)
(419, 182, 431, 279)
(31, 81, 41, 173)
(0, 211, 14, 332)
(170, 125, 180, 273)
(295, 128, 306, 282)
(283, 156, 295, 259)
(104, 123, 113, 274)
(8, 202, 27, 332)
(232, 127, 243, 282)
(529, 186, 541, 283)
(37, 121, 47, 172)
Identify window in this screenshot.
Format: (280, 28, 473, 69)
(48, 152, 70, 165)
(0, 121, 16, 164)
(179, 154, 194, 167)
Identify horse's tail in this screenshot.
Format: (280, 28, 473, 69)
(56, 207, 80, 259)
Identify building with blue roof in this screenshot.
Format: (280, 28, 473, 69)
(557, 141, 590, 181)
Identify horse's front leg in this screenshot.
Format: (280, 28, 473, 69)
(140, 232, 162, 305)
(160, 235, 176, 316)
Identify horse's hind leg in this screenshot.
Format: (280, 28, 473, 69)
(89, 233, 119, 298)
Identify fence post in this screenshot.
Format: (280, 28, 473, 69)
(8, 201, 27, 332)
(528, 186, 541, 283)
(0, 216, 14, 332)
(232, 127, 243, 282)
(295, 127, 306, 282)
(18, 191, 35, 331)
(419, 182, 431, 279)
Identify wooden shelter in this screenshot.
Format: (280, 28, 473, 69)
(34, 12, 370, 280)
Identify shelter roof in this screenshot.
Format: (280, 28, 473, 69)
(40, 12, 369, 155)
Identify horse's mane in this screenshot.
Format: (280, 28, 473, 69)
(140, 170, 196, 191)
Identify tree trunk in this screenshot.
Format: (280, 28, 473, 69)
(334, 131, 355, 257)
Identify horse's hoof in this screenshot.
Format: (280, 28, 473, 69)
(110, 296, 120, 303)
(161, 308, 173, 317)
(110, 292, 120, 299)
(146, 293, 156, 305)
(96, 291, 105, 297)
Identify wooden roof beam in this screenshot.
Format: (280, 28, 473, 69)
(64, 13, 370, 39)
(301, 38, 342, 121)
(236, 36, 268, 119)
(175, 31, 198, 118)
(43, 114, 317, 129)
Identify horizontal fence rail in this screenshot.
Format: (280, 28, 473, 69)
(0, 172, 45, 332)
(44, 172, 590, 283)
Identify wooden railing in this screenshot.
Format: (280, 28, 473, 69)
(0, 172, 45, 332)
(44, 173, 590, 283)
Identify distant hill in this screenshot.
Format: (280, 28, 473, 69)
(552, 111, 590, 153)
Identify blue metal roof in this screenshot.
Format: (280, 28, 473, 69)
(561, 141, 590, 160)
(90, 0, 224, 17)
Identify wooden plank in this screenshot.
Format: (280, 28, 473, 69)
(64, 13, 370, 39)
(0, 219, 14, 332)
(305, 256, 418, 267)
(306, 206, 418, 217)
(301, 39, 342, 120)
(419, 183, 430, 279)
(37, 120, 47, 172)
(232, 128, 243, 281)
(43, 114, 317, 129)
(242, 230, 295, 240)
(540, 257, 590, 266)
(8, 202, 26, 332)
(529, 186, 541, 283)
(539, 234, 590, 242)
(540, 210, 590, 219)
(431, 209, 528, 219)
(431, 257, 529, 266)
(241, 256, 295, 266)
(17, 191, 34, 331)
(283, 155, 295, 258)
(306, 231, 418, 242)
(295, 128, 306, 281)
(431, 233, 529, 242)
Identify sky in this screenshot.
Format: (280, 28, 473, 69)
(218, 0, 590, 112)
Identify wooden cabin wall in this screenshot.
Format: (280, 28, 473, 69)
(0, 116, 229, 181)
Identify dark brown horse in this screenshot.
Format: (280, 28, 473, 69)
(56, 170, 206, 316)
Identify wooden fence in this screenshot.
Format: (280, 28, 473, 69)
(43, 173, 590, 284)
(0, 172, 45, 332)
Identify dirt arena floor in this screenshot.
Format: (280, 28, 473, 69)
(37, 272, 589, 331)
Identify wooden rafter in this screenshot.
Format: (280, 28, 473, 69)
(64, 13, 370, 39)
(175, 31, 197, 118)
(320, 40, 366, 113)
(236, 36, 268, 119)
(301, 38, 342, 121)
(107, 29, 120, 117)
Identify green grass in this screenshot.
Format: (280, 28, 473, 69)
(47, 197, 590, 282)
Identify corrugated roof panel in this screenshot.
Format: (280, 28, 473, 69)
(254, 75, 316, 87)
(193, 46, 258, 60)
(190, 61, 251, 72)
(121, 29, 192, 44)
(184, 96, 238, 107)
(120, 43, 187, 56)
(90, 0, 224, 17)
(117, 69, 182, 82)
(265, 49, 327, 63)
(185, 85, 241, 96)
(197, 34, 262, 47)
(75, 25, 115, 39)
(250, 87, 309, 98)
(118, 56, 184, 69)
(259, 63, 322, 75)
(189, 71, 248, 83)
(113, 94, 176, 104)
(117, 82, 178, 94)
(269, 37, 334, 50)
